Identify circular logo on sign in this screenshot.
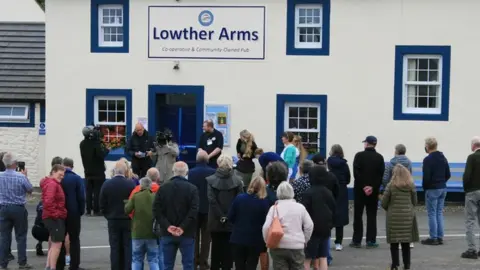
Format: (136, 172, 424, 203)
(198, 10, 214, 27)
(39, 123, 45, 129)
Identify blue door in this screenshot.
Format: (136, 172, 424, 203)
(156, 94, 197, 168)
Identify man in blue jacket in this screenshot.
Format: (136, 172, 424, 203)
(421, 137, 451, 246)
(188, 150, 215, 270)
(57, 157, 86, 270)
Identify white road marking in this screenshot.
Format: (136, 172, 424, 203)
(10, 233, 479, 253)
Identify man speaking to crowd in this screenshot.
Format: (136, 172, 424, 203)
(127, 123, 155, 178)
(198, 120, 224, 168)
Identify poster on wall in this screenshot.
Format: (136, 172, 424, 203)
(136, 117, 148, 131)
(204, 104, 230, 146)
(148, 5, 266, 60)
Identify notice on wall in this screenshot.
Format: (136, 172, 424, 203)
(39, 122, 46, 136)
(204, 105, 230, 146)
(137, 117, 148, 131)
(148, 6, 266, 60)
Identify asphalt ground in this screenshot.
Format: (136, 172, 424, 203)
(6, 202, 480, 270)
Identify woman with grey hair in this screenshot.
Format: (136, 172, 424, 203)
(262, 182, 314, 270)
(292, 159, 314, 202)
(206, 154, 244, 270)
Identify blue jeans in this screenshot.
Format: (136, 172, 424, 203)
(158, 238, 164, 270)
(132, 239, 159, 270)
(161, 236, 195, 270)
(0, 205, 28, 267)
(425, 189, 446, 239)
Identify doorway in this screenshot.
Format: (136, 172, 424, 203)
(148, 85, 205, 168)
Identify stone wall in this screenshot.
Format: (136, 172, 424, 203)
(0, 103, 46, 186)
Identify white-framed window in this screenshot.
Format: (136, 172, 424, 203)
(98, 5, 124, 47)
(0, 104, 29, 122)
(284, 102, 320, 152)
(294, 4, 323, 49)
(403, 55, 442, 114)
(94, 96, 126, 148)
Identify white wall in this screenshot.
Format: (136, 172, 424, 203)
(46, 0, 479, 178)
(0, 0, 45, 22)
(0, 103, 46, 186)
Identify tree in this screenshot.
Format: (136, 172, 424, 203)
(36, 0, 45, 11)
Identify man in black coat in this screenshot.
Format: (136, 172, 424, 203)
(188, 150, 215, 270)
(80, 126, 109, 216)
(100, 161, 136, 270)
(126, 123, 154, 178)
(154, 161, 199, 270)
(350, 136, 385, 248)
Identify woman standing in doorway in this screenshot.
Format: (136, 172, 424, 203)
(235, 130, 258, 190)
(280, 132, 297, 181)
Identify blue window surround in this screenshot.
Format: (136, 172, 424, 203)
(286, 0, 331, 56)
(85, 89, 132, 161)
(147, 85, 205, 148)
(90, 0, 130, 53)
(40, 101, 45, 123)
(276, 94, 328, 157)
(0, 102, 35, 128)
(394, 45, 451, 121)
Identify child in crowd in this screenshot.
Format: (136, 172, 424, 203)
(381, 164, 419, 270)
(31, 201, 49, 256)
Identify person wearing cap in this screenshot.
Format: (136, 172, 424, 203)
(350, 136, 385, 249)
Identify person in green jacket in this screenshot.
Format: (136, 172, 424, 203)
(381, 164, 419, 270)
(125, 177, 160, 270)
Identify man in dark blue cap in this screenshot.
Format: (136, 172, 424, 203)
(350, 136, 385, 249)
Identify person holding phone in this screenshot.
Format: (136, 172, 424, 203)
(126, 123, 155, 178)
(350, 136, 385, 249)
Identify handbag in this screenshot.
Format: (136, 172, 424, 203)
(266, 204, 284, 249)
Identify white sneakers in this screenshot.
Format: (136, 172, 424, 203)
(335, 243, 343, 251)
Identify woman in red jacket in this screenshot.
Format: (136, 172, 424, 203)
(40, 164, 67, 270)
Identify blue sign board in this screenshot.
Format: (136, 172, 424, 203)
(39, 122, 46, 135)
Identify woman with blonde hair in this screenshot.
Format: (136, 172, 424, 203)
(381, 164, 419, 270)
(291, 135, 307, 181)
(235, 129, 258, 189)
(228, 177, 270, 270)
(112, 158, 139, 185)
(207, 154, 244, 270)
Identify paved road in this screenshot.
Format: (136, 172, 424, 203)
(7, 203, 480, 269)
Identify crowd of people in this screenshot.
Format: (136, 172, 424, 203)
(0, 120, 479, 270)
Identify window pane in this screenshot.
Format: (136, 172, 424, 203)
(0, 107, 12, 116)
(417, 97, 428, 108)
(117, 111, 125, 122)
(299, 17, 305, 24)
(313, 17, 320, 24)
(299, 119, 308, 129)
(289, 118, 299, 129)
(306, 9, 312, 16)
(299, 8, 306, 16)
(428, 86, 439, 97)
(11, 107, 26, 116)
(289, 107, 299, 117)
(117, 100, 125, 111)
(428, 71, 438, 82)
(418, 85, 428, 96)
(428, 97, 438, 108)
(107, 112, 116, 122)
(418, 71, 428, 81)
(299, 108, 308, 117)
(308, 132, 319, 143)
(308, 119, 318, 129)
(429, 59, 439, 70)
(308, 107, 317, 117)
(107, 100, 116, 110)
(418, 59, 428, 69)
(407, 96, 416, 107)
(313, 8, 320, 17)
(98, 111, 107, 122)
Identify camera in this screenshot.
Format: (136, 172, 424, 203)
(16, 161, 25, 172)
(82, 125, 103, 141)
(156, 129, 174, 146)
